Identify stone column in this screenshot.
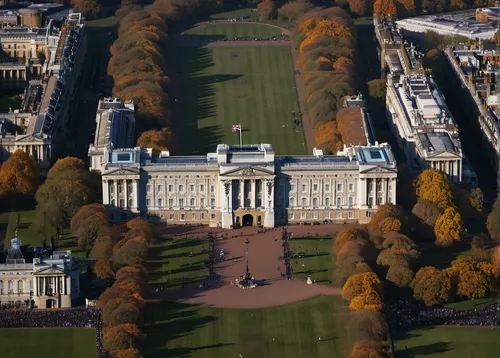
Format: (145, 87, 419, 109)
(228, 180, 233, 211)
(358, 178, 367, 206)
(124, 179, 128, 208)
(250, 180, 256, 208)
(240, 180, 245, 208)
(132, 179, 138, 211)
(384, 178, 389, 204)
(113, 180, 118, 206)
(33, 277, 37, 296)
(391, 178, 397, 204)
(102, 180, 109, 205)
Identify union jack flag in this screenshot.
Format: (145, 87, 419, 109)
(232, 124, 242, 132)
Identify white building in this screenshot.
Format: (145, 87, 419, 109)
(88, 98, 135, 173)
(100, 143, 398, 228)
(0, 238, 80, 309)
(396, 15, 497, 40)
(386, 72, 476, 186)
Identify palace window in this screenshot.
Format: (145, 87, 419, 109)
(157, 185, 163, 193)
(348, 197, 354, 207)
(180, 213, 185, 220)
(190, 198, 195, 207)
(146, 199, 151, 207)
(201, 213, 205, 219)
(313, 184, 318, 192)
(313, 212, 318, 219)
(128, 198, 133, 207)
(110, 184, 114, 194)
(349, 183, 354, 191)
(211, 198, 215, 208)
(302, 184, 307, 192)
(111, 199, 115, 206)
(290, 183, 295, 192)
(376, 196, 382, 205)
(178, 185, 184, 192)
(210, 185, 215, 193)
(336, 212, 342, 219)
(146, 184, 151, 193)
(325, 211, 330, 219)
(179, 199, 184, 208)
(128, 183, 133, 194)
(301, 197, 307, 207)
(119, 199, 125, 208)
(290, 197, 295, 207)
(158, 198, 163, 207)
(169, 213, 174, 220)
(325, 184, 330, 192)
(168, 185, 173, 193)
(300, 212, 306, 220)
(200, 184, 205, 192)
(211, 214, 216, 219)
(168, 199, 174, 207)
(336, 197, 342, 207)
(337, 183, 343, 192)
(348, 211, 353, 219)
(368, 197, 374, 206)
(192, 213, 196, 220)
(118, 184, 123, 194)
(313, 198, 318, 207)
(288, 212, 294, 220)
(325, 197, 330, 207)
(190, 185, 195, 192)
(200, 198, 205, 208)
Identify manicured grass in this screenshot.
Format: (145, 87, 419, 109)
(5, 210, 86, 256)
(144, 296, 356, 358)
(394, 326, 500, 358)
(176, 46, 306, 155)
(445, 297, 497, 311)
(184, 22, 282, 38)
(0, 328, 96, 358)
(148, 237, 209, 288)
(289, 237, 334, 285)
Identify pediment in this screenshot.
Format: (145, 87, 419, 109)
(103, 166, 140, 176)
(34, 266, 66, 275)
(360, 165, 397, 174)
(426, 151, 462, 159)
(220, 166, 274, 177)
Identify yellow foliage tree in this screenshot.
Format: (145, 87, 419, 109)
(434, 207, 465, 247)
(373, 0, 397, 16)
(447, 257, 498, 299)
(377, 217, 401, 235)
(412, 266, 452, 306)
(342, 272, 382, 301)
(0, 149, 40, 197)
(415, 169, 453, 208)
(349, 289, 383, 311)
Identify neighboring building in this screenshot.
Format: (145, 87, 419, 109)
(100, 143, 398, 228)
(396, 15, 497, 40)
(342, 94, 377, 146)
(88, 97, 135, 173)
(386, 71, 476, 185)
(0, 237, 80, 309)
(0, 12, 87, 174)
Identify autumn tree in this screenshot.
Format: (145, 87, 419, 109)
(136, 128, 175, 155)
(90, 236, 113, 259)
(342, 272, 382, 301)
(412, 198, 442, 236)
(94, 259, 115, 281)
(350, 310, 388, 341)
(412, 266, 452, 306)
(34, 157, 94, 234)
(434, 207, 465, 247)
(348, 0, 370, 16)
(446, 257, 498, 299)
(103, 300, 142, 327)
(415, 169, 453, 208)
(314, 121, 343, 154)
(257, 0, 276, 20)
(337, 240, 377, 278)
(373, 0, 397, 16)
(103, 323, 141, 351)
(395, 0, 416, 16)
(71, 204, 110, 253)
(278, 0, 313, 23)
(376, 233, 420, 268)
(114, 238, 149, 266)
(367, 203, 406, 238)
(334, 228, 369, 253)
(349, 340, 391, 358)
(73, 0, 103, 19)
(386, 265, 414, 288)
(126, 217, 152, 244)
(113, 349, 144, 358)
(0, 149, 40, 206)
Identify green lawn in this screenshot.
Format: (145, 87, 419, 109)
(144, 296, 356, 358)
(176, 46, 306, 155)
(208, 7, 291, 28)
(0, 328, 96, 358)
(5, 210, 86, 257)
(289, 237, 334, 285)
(394, 326, 500, 358)
(445, 297, 497, 311)
(184, 22, 282, 38)
(148, 237, 209, 288)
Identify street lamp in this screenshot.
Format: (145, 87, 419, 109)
(245, 238, 250, 277)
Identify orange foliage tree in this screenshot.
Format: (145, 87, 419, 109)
(136, 129, 175, 156)
(334, 228, 369, 253)
(434, 207, 465, 247)
(412, 266, 452, 306)
(349, 289, 383, 311)
(94, 259, 115, 281)
(256, 0, 276, 20)
(314, 121, 343, 154)
(71, 204, 110, 253)
(415, 169, 453, 208)
(0, 149, 40, 197)
(446, 257, 498, 299)
(348, 0, 370, 16)
(373, 0, 397, 16)
(342, 272, 382, 301)
(349, 340, 391, 358)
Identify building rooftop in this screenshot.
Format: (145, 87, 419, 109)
(418, 131, 460, 155)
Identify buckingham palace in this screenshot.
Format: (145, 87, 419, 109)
(99, 142, 398, 228)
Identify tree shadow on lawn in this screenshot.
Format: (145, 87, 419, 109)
(398, 342, 453, 357)
(144, 299, 229, 357)
(176, 44, 243, 154)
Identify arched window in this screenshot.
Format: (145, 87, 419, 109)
(110, 199, 115, 206)
(18, 280, 24, 294)
(325, 198, 330, 207)
(0, 280, 3, 294)
(313, 198, 318, 207)
(337, 197, 342, 207)
(8, 280, 14, 293)
(128, 198, 133, 208)
(29, 279, 33, 292)
(190, 198, 195, 207)
(301, 197, 307, 207)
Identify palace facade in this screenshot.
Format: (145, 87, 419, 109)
(0, 238, 80, 309)
(100, 143, 398, 228)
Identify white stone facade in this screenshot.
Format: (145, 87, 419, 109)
(0, 239, 80, 309)
(101, 143, 398, 228)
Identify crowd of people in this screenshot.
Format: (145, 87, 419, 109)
(281, 229, 293, 280)
(386, 300, 500, 329)
(0, 307, 106, 357)
(293, 110, 303, 129)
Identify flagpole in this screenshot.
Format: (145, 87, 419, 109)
(239, 125, 242, 146)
